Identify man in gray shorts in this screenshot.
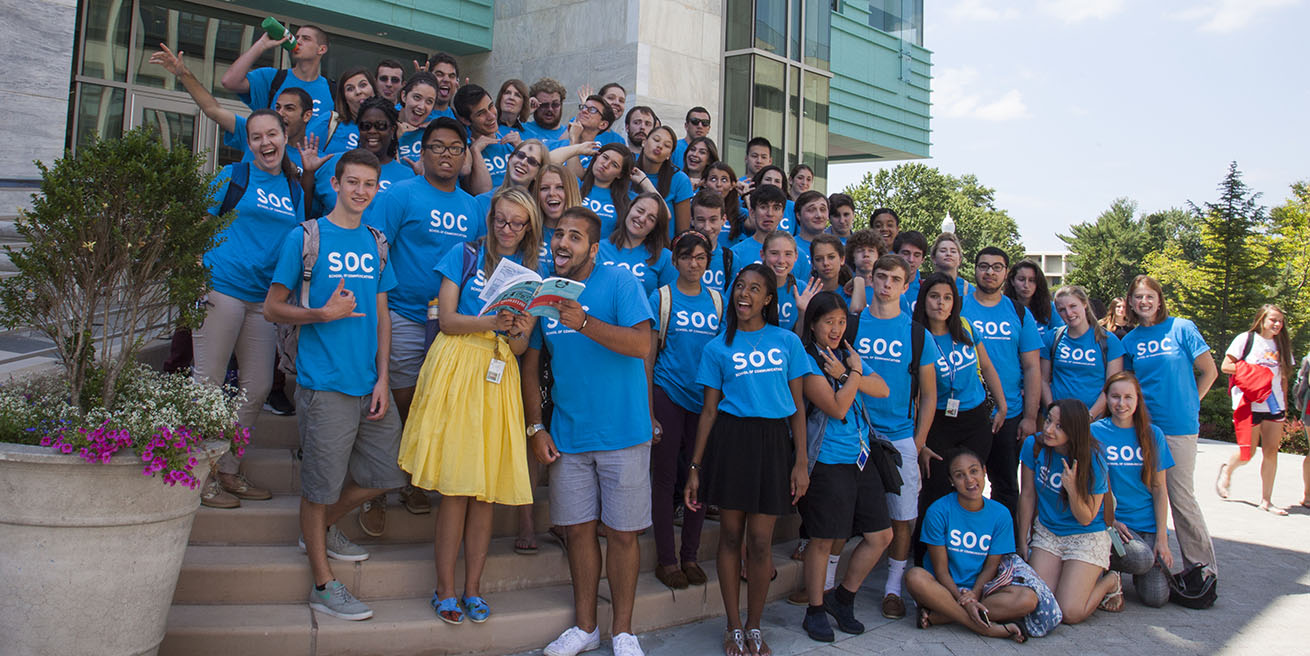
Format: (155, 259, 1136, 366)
(265, 150, 408, 621)
(522, 207, 655, 656)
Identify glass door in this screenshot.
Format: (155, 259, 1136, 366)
(128, 90, 199, 154)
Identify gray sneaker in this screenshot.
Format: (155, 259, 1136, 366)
(298, 525, 370, 561)
(309, 580, 373, 621)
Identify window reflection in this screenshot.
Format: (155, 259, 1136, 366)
(134, 0, 275, 101)
(75, 84, 126, 150)
(81, 0, 131, 82)
(868, 0, 923, 46)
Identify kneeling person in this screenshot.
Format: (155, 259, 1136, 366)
(264, 149, 407, 621)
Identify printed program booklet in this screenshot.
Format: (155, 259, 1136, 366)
(477, 258, 585, 320)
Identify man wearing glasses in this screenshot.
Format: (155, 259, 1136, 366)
(553, 95, 620, 171)
(672, 107, 711, 171)
(366, 117, 484, 432)
(375, 60, 405, 104)
(961, 247, 1043, 526)
(523, 77, 570, 142)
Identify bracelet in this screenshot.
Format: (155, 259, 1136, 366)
(580, 313, 589, 332)
(689, 462, 702, 472)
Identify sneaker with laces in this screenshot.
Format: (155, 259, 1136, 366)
(358, 495, 386, 537)
(401, 485, 431, 514)
(200, 476, 240, 509)
(218, 471, 272, 500)
(309, 580, 373, 621)
(299, 525, 370, 561)
(543, 625, 601, 656)
(611, 632, 645, 656)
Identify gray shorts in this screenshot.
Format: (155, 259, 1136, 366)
(549, 441, 652, 531)
(884, 438, 921, 522)
(295, 387, 407, 505)
(388, 311, 427, 389)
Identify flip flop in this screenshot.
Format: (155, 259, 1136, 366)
(1215, 464, 1231, 499)
(745, 628, 771, 656)
(514, 537, 539, 554)
(917, 606, 932, 630)
(1003, 622, 1028, 644)
(1261, 502, 1289, 516)
(723, 628, 747, 656)
(1098, 573, 1125, 612)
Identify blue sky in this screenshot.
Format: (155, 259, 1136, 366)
(828, 0, 1310, 251)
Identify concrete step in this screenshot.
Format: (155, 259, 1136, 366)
(251, 411, 301, 449)
(162, 542, 807, 656)
(239, 447, 549, 497)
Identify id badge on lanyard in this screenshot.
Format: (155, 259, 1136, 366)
(934, 337, 959, 417)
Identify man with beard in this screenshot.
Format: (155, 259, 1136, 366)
(523, 77, 569, 141)
(624, 106, 658, 151)
(522, 207, 654, 656)
(961, 246, 1042, 525)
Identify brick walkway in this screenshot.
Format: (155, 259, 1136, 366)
(524, 439, 1310, 655)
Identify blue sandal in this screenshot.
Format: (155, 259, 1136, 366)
(431, 594, 463, 624)
(461, 595, 490, 623)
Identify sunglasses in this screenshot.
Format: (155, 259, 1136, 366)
(536, 101, 562, 109)
(511, 150, 542, 168)
(357, 120, 392, 131)
(687, 118, 711, 127)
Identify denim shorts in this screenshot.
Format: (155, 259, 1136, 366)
(295, 387, 407, 504)
(549, 441, 652, 531)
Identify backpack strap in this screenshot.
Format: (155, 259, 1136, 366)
(364, 224, 389, 271)
(907, 320, 926, 419)
(325, 111, 341, 145)
(268, 69, 289, 109)
(284, 167, 304, 216)
(721, 246, 734, 292)
(459, 239, 481, 287)
(1239, 331, 1256, 361)
(1011, 296, 1026, 326)
(656, 286, 673, 352)
(216, 162, 251, 217)
(297, 219, 321, 308)
(708, 287, 724, 320)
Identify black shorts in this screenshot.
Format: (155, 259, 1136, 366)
(1253, 410, 1286, 424)
(798, 461, 891, 539)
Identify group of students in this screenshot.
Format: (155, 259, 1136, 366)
(146, 21, 1274, 656)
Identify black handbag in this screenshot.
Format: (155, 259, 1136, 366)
(1168, 563, 1218, 609)
(856, 400, 903, 495)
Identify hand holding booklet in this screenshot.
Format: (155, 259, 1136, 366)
(477, 257, 586, 320)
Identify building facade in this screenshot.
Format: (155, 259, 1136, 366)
(1, 0, 930, 217)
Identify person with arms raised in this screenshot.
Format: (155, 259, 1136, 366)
(221, 23, 333, 125)
(301, 97, 416, 220)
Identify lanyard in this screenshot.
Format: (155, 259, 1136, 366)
(931, 334, 959, 399)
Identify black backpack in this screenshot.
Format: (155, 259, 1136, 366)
(1168, 563, 1218, 609)
(905, 320, 926, 418)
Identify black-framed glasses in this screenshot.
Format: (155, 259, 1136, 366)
(511, 150, 542, 168)
(687, 117, 711, 127)
(493, 217, 529, 232)
(975, 262, 1008, 273)
(423, 143, 466, 155)
(578, 104, 601, 116)
(357, 120, 393, 131)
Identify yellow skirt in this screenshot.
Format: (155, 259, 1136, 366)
(397, 330, 532, 505)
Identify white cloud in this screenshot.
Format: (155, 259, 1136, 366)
(934, 67, 1032, 121)
(946, 0, 1020, 22)
(1037, 0, 1126, 23)
(1174, 0, 1300, 33)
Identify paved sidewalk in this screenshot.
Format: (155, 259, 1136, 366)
(524, 439, 1310, 655)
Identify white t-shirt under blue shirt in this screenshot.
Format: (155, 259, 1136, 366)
(1121, 317, 1211, 435)
(529, 264, 654, 453)
(270, 218, 396, 396)
(1042, 328, 1125, 411)
(1019, 434, 1108, 536)
(205, 163, 305, 303)
(1225, 331, 1285, 412)
(1091, 418, 1173, 535)
(962, 295, 1043, 419)
(696, 324, 816, 419)
(922, 493, 1016, 588)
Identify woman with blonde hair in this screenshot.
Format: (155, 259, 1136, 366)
(1217, 304, 1294, 514)
(399, 188, 543, 624)
(1042, 285, 1125, 417)
(1101, 297, 1131, 339)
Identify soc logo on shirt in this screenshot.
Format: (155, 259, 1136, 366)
(584, 197, 615, 216)
(948, 529, 992, 552)
(255, 188, 296, 216)
(971, 320, 1014, 338)
(604, 260, 647, 280)
(1058, 344, 1098, 363)
(346, 133, 359, 148)
(544, 303, 591, 333)
(484, 154, 508, 175)
(398, 143, 420, 160)
(701, 268, 725, 288)
(1105, 445, 1143, 463)
(1134, 337, 1174, 357)
(378, 179, 393, 192)
(936, 345, 976, 374)
(857, 337, 904, 360)
(429, 210, 471, 234)
(779, 300, 796, 325)
(675, 310, 718, 331)
(326, 251, 376, 274)
(732, 348, 784, 370)
(1037, 464, 1063, 492)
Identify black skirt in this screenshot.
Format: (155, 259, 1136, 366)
(702, 412, 795, 516)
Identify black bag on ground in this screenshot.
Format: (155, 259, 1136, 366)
(1168, 563, 1217, 609)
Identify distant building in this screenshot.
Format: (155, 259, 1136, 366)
(1026, 250, 1071, 287)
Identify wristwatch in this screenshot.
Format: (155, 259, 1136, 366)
(837, 372, 851, 386)
(526, 423, 546, 437)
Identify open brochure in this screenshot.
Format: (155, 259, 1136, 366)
(477, 257, 586, 320)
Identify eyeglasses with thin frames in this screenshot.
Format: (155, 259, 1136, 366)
(423, 143, 466, 155)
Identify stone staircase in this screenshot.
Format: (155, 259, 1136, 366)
(161, 411, 806, 656)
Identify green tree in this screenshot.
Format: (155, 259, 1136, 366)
(1268, 180, 1310, 358)
(1060, 199, 1198, 303)
(843, 163, 1024, 278)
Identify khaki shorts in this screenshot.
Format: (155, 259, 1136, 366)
(1030, 519, 1111, 568)
(295, 387, 407, 505)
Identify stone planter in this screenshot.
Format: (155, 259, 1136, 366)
(0, 439, 228, 656)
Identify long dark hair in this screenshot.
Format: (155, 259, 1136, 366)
(1247, 304, 1294, 378)
(609, 192, 670, 265)
(913, 272, 971, 346)
(1102, 371, 1159, 487)
(580, 143, 634, 223)
(246, 108, 300, 182)
(724, 263, 779, 346)
(637, 125, 679, 197)
(809, 234, 852, 286)
(752, 165, 789, 200)
(799, 291, 849, 351)
(683, 136, 719, 177)
(355, 97, 399, 160)
(1036, 398, 1101, 507)
(334, 66, 378, 123)
(1005, 259, 1052, 325)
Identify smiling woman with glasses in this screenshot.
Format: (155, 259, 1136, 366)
(398, 186, 545, 626)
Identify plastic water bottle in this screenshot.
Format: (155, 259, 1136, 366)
(261, 17, 298, 53)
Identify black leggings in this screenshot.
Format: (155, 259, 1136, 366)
(913, 403, 993, 564)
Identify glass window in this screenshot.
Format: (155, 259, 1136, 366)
(134, 0, 276, 101)
(726, 0, 754, 51)
(75, 84, 126, 151)
(318, 33, 426, 96)
(800, 73, 829, 189)
(723, 55, 753, 173)
(752, 56, 785, 165)
(868, 0, 923, 46)
(789, 0, 802, 61)
(805, 0, 832, 69)
(787, 67, 800, 172)
(139, 107, 197, 153)
(754, 0, 787, 54)
(80, 0, 132, 82)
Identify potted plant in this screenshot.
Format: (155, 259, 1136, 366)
(0, 127, 247, 656)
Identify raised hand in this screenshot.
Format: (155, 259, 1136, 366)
(149, 43, 189, 77)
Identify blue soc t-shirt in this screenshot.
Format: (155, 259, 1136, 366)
(1121, 317, 1211, 435)
(930, 332, 986, 412)
(696, 324, 815, 419)
(921, 494, 1016, 588)
(581, 184, 624, 238)
(1019, 434, 1108, 536)
(962, 295, 1042, 419)
(311, 154, 415, 218)
(1042, 328, 1125, 410)
(397, 129, 425, 163)
(322, 122, 359, 154)
(813, 357, 875, 465)
(479, 128, 516, 189)
(206, 163, 305, 303)
(1036, 302, 1065, 343)
(856, 311, 935, 441)
(270, 218, 396, 396)
(522, 120, 568, 142)
(659, 170, 695, 240)
(701, 245, 732, 293)
(366, 177, 485, 324)
(650, 286, 723, 412)
(598, 239, 675, 296)
(529, 265, 653, 453)
(1092, 418, 1173, 534)
(242, 67, 333, 119)
(434, 243, 542, 317)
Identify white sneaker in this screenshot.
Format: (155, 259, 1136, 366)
(543, 626, 601, 656)
(611, 632, 645, 656)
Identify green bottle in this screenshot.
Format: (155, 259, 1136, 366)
(260, 17, 298, 53)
